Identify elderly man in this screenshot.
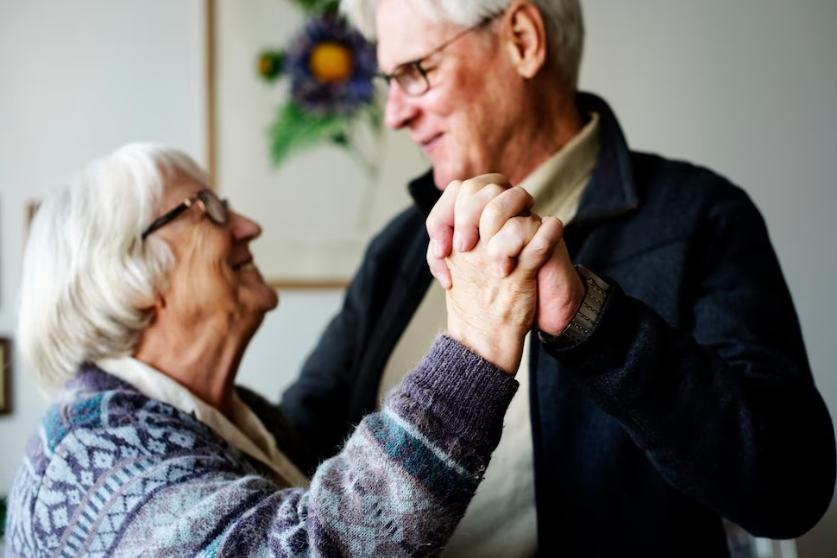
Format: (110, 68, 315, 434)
(282, 1, 836, 556)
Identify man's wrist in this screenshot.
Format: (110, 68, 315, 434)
(539, 266, 610, 350)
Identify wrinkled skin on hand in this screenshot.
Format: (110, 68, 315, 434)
(445, 213, 563, 373)
(429, 174, 585, 342)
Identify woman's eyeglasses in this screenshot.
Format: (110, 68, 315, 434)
(141, 190, 229, 240)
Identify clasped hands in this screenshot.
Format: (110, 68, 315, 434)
(430, 174, 586, 374)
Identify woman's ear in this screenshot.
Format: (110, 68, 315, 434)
(137, 292, 166, 316)
(502, 1, 548, 79)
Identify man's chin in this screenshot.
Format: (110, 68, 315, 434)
(433, 166, 461, 192)
(433, 163, 483, 192)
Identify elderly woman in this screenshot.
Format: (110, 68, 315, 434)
(5, 143, 562, 557)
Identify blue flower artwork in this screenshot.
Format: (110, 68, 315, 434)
(258, 2, 382, 170)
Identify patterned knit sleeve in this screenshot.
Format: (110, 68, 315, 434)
(302, 334, 519, 556)
(7, 335, 516, 558)
(210, 334, 517, 557)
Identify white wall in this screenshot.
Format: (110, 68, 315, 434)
(0, 0, 207, 490)
(0, 1, 835, 556)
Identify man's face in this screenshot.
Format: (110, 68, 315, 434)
(376, 0, 523, 190)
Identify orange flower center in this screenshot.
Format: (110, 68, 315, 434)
(309, 42, 354, 83)
(259, 55, 274, 76)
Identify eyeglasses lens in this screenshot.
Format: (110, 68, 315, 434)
(395, 65, 429, 96)
(200, 191, 228, 225)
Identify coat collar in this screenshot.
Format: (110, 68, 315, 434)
(408, 92, 640, 223)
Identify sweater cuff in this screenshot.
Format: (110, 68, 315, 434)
(388, 335, 519, 470)
(418, 334, 518, 403)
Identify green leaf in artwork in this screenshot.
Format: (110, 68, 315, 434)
(257, 51, 284, 82)
(363, 104, 384, 134)
(293, 0, 340, 15)
(268, 102, 347, 166)
(331, 131, 349, 146)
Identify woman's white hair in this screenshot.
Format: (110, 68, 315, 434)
(341, 0, 584, 90)
(18, 143, 207, 392)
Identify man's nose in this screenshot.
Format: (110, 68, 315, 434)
(384, 82, 419, 130)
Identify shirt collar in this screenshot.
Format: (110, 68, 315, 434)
(96, 356, 308, 487)
(518, 111, 600, 223)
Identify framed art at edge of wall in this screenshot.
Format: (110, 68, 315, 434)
(26, 200, 41, 240)
(0, 337, 11, 415)
(205, 0, 424, 290)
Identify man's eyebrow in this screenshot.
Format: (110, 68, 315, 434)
(377, 34, 449, 74)
(378, 52, 423, 75)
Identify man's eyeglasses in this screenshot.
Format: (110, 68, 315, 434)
(141, 190, 229, 240)
(377, 18, 496, 97)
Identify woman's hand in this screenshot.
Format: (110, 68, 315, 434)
(444, 191, 564, 373)
(428, 175, 586, 342)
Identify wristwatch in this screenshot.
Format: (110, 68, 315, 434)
(538, 265, 610, 349)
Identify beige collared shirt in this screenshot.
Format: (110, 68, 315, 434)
(377, 113, 601, 558)
(97, 357, 309, 488)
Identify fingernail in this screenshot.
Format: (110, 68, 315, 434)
(453, 232, 463, 252)
(430, 239, 442, 259)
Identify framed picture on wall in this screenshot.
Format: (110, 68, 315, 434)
(0, 337, 11, 415)
(26, 200, 40, 240)
(205, 0, 425, 288)
(27, 201, 40, 228)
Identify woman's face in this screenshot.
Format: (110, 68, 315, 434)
(153, 175, 278, 335)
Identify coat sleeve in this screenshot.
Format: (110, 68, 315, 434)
(50, 337, 516, 558)
(544, 188, 836, 539)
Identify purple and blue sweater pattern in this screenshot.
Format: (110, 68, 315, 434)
(4, 336, 517, 557)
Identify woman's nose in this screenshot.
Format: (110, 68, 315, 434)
(230, 210, 262, 242)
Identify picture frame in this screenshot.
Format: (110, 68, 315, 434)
(205, 0, 425, 289)
(26, 200, 40, 237)
(0, 337, 11, 415)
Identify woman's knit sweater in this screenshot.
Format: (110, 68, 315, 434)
(4, 336, 517, 557)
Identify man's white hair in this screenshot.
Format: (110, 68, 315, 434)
(18, 143, 207, 392)
(342, 0, 584, 90)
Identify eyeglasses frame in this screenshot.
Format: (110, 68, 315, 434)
(141, 190, 229, 241)
(377, 16, 498, 97)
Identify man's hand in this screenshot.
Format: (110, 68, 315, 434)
(426, 173, 586, 337)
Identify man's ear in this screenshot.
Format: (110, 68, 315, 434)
(502, 1, 548, 79)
